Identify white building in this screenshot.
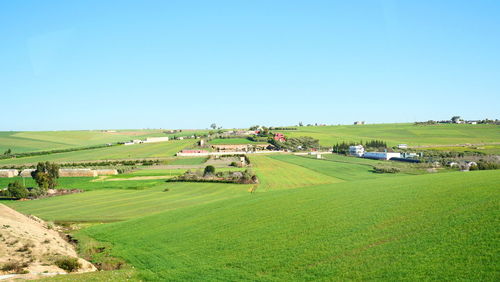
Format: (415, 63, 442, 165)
(398, 144, 408, 149)
(349, 145, 365, 157)
(363, 152, 401, 160)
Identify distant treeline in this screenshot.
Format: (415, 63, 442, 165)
(0, 144, 119, 160)
(332, 140, 387, 154)
(269, 127, 297, 130)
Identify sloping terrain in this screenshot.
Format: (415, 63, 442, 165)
(0, 204, 96, 279)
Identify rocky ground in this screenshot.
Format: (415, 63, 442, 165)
(0, 204, 96, 280)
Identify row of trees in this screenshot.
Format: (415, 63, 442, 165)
(1, 162, 60, 199)
(332, 140, 388, 154)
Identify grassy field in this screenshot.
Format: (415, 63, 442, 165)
(0, 140, 193, 165)
(284, 123, 500, 146)
(73, 170, 499, 280)
(249, 155, 343, 190)
(0, 130, 167, 154)
(168, 156, 208, 165)
(1, 124, 499, 281)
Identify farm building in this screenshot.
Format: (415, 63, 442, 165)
(354, 121, 365, 125)
(398, 144, 408, 149)
(363, 152, 401, 160)
(20, 169, 35, 177)
(349, 145, 365, 157)
(95, 169, 119, 176)
(144, 137, 169, 143)
(0, 169, 19, 178)
(59, 169, 97, 177)
(274, 133, 286, 142)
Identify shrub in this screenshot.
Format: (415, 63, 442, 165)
(54, 257, 81, 272)
(204, 165, 215, 176)
(373, 166, 400, 173)
(1, 261, 27, 273)
(5, 181, 28, 199)
(230, 161, 238, 167)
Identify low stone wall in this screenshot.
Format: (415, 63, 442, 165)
(176, 151, 284, 157)
(59, 169, 97, 177)
(0, 169, 19, 178)
(94, 169, 118, 176)
(20, 169, 36, 177)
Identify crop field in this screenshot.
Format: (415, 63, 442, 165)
(249, 155, 343, 190)
(74, 170, 499, 280)
(0, 130, 166, 154)
(4, 182, 251, 222)
(1, 124, 499, 281)
(284, 123, 500, 146)
(0, 140, 193, 165)
(168, 156, 208, 165)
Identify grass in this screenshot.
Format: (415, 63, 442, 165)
(75, 170, 500, 281)
(249, 155, 343, 190)
(169, 157, 207, 165)
(0, 130, 167, 154)
(284, 123, 500, 146)
(4, 182, 250, 222)
(0, 140, 193, 166)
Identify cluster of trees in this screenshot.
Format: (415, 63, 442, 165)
(1, 162, 60, 199)
(0, 159, 163, 170)
(270, 136, 320, 151)
(373, 166, 400, 173)
(169, 166, 258, 184)
(332, 140, 388, 154)
(470, 161, 500, 170)
(0, 144, 115, 160)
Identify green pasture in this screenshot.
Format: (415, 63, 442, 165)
(168, 156, 208, 165)
(4, 182, 250, 222)
(249, 155, 343, 190)
(75, 170, 500, 281)
(0, 130, 166, 154)
(284, 123, 500, 146)
(0, 140, 193, 166)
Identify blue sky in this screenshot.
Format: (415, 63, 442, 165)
(1, 0, 499, 130)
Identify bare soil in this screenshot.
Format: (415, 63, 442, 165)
(0, 204, 96, 280)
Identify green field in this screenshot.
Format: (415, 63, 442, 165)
(0, 140, 193, 165)
(0, 130, 168, 154)
(284, 123, 500, 146)
(1, 124, 499, 281)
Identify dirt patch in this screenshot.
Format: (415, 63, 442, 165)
(0, 204, 96, 280)
(91, 175, 172, 182)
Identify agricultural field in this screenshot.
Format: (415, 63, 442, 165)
(0, 130, 167, 154)
(0, 139, 193, 166)
(284, 123, 500, 147)
(0, 124, 499, 281)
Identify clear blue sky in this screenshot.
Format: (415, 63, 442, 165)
(1, 0, 499, 130)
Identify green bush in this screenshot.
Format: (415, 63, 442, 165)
(54, 257, 81, 272)
(204, 165, 215, 176)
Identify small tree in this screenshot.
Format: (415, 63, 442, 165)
(6, 181, 28, 199)
(32, 162, 60, 191)
(204, 165, 215, 176)
(3, 148, 11, 155)
(210, 123, 217, 130)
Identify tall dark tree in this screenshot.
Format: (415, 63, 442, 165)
(31, 162, 60, 190)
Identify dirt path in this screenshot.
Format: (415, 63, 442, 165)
(0, 204, 96, 280)
(91, 175, 173, 182)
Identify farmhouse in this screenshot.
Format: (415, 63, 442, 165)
(0, 169, 19, 178)
(349, 145, 365, 157)
(363, 152, 401, 160)
(274, 133, 286, 142)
